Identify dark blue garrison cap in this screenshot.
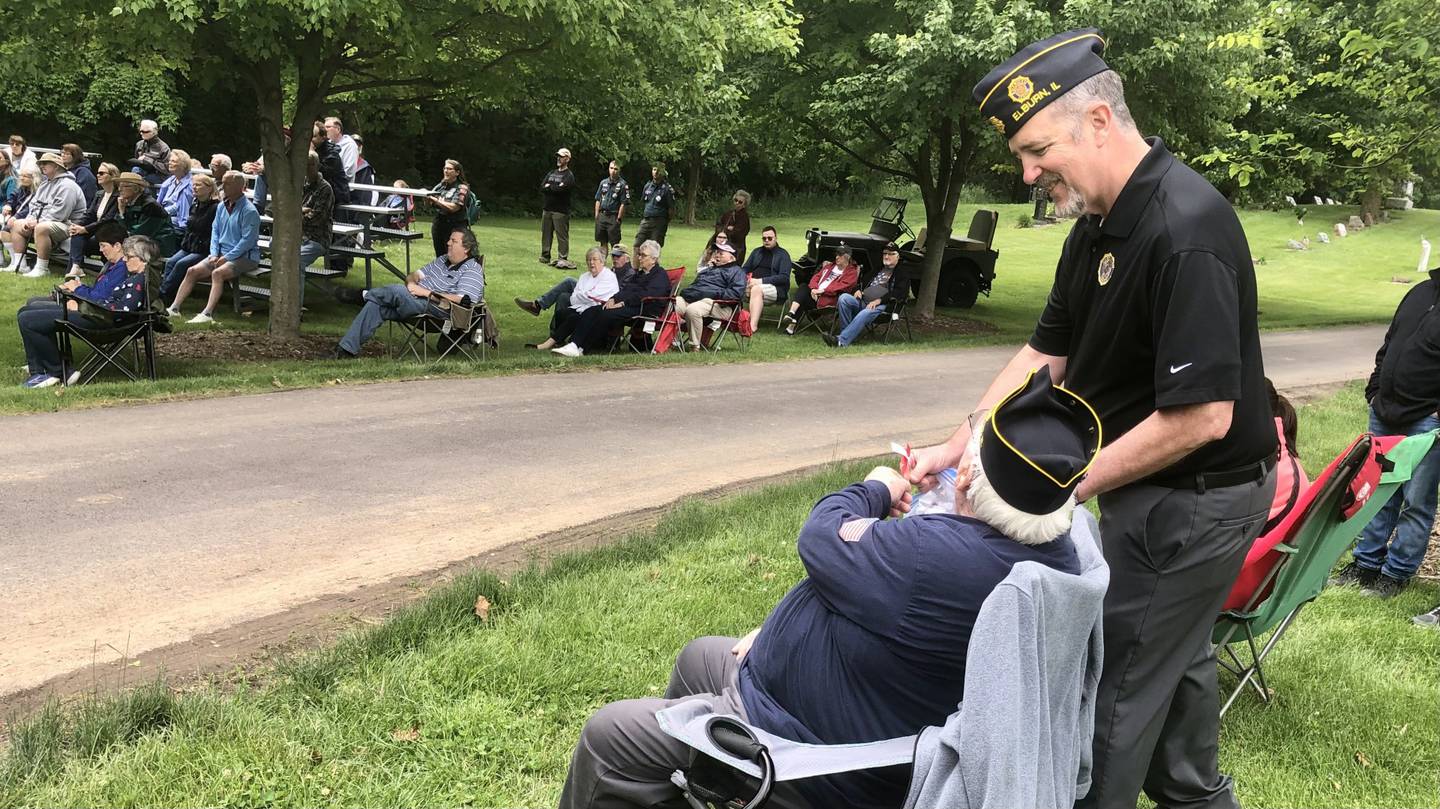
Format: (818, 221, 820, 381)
(973, 29, 1110, 139)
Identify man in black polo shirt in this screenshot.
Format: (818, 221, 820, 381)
(906, 29, 1275, 809)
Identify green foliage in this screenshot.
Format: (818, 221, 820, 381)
(1201, 0, 1439, 206)
(1017, 212, 1034, 229)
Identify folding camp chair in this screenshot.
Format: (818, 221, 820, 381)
(697, 299, 750, 353)
(390, 294, 490, 362)
(656, 508, 1108, 809)
(1212, 429, 1437, 717)
(55, 274, 168, 385)
(629, 266, 687, 354)
(863, 296, 914, 343)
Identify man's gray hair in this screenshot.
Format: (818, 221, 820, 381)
(210, 153, 232, 171)
(140, 119, 159, 132)
(638, 239, 661, 260)
(964, 433, 1074, 546)
(122, 234, 161, 266)
(1051, 70, 1136, 135)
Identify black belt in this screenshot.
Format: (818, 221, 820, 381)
(1149, 450, 1278, 494)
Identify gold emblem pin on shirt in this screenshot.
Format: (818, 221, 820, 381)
(1097, 252, 1115, 286)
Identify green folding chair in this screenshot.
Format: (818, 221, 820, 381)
(1212, 429, 1438, 717)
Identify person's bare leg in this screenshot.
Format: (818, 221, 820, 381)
(171, 258, 214, 311)
(33, 226, 51, 261)
(748, 285, 764, 326)
(201, 263, 236, 315)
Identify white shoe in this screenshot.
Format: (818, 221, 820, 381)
(187, 312, 215, 324)
(64, 267, 84, 280)
(31, 375, 60, 388)
(551, 343, 584, 357)
(165, 307, 180, 318)
(21, 267, 48, 278)
(65, 370, 80, 386)
(19, 364, 28, 374)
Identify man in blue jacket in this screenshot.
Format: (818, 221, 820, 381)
(741, 225, 791, 326)
(675, 242, 746, 351)
(558, 367, 1102, 809)
(166, 171, 260, 323)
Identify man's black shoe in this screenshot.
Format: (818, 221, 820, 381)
(514, 297, 542, 317)
(332, 345, 359, 360)
(1329, 561, 1380, 588)
(333, 286, 366, 306)
(1363, 572, 1407, 599)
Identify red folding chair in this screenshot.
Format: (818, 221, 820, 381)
(628, 266, 687, 354)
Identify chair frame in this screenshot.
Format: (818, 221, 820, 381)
(55, 287, 162, 385)
(390, 294, 489, 363)
(862, 296, 914, 343)
(627, 266, 687, 354)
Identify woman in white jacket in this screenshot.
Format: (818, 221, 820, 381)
(534, 246, 617, 352)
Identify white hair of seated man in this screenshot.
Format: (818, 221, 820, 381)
(962, 432, 1075, 546)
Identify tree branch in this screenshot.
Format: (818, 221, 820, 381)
(802, 118, 916, 182)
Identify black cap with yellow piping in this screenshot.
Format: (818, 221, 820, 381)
(979, 365, 1102, 515)
(972, 29, 1110, 139)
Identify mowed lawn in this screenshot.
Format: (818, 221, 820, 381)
(0, 200, 1433, 414)
(2, 382, 1436, 807)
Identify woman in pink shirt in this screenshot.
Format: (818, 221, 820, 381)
(1266, 379, 1309, 533)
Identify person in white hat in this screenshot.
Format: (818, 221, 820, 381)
(540, 147, 576, 269)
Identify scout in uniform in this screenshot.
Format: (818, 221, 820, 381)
(906, 29, 1277, 809)
(634, 165, 676, 248)
(593, 159, 629, 252)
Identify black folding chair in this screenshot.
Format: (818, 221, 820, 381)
(864, 296, 914, 343)
(55, 283, 167, 385)
(391, 294, 489, 362)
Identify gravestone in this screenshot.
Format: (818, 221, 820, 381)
(1286, 195, 1297, 206)
(1318, 231, 1330, 244)
(1363, 211, 1376, 227)
(1313, 195, 1325, 205)
(1335, 223, 1348, 238)
(1348, 215, 1365, 231)
(1327, 198, 1338, 205)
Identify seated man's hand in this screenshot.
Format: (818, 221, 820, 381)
(865, 466, 912, 516)
(866, 299, 881, 310)
(68, 224, 85, 236)
(60, 279, 81, 292)
(905, 443, 966, 490)
(731, 627, 762, 663)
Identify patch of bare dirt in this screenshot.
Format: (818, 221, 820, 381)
(911, 313, 999, 338)
(155, 330, 385, 361)
(1421, 518, 1440, 581)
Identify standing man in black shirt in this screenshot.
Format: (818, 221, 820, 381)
(540, 147, 577, 269)
(1332, 266, 1440, 597)
(906, 30, 1276, 809)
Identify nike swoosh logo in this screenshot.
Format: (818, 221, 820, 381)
(1170, 363, 1193, 374)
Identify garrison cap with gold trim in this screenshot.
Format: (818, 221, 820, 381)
(972, 28, 1109, 139)
(979, 365, 1102, 515)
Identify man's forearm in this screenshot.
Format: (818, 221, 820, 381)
(1074, 400, 1234, 501)
(944, 344, 1068, 453)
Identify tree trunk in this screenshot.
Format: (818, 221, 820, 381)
(684, 148, 702, 227)
(251, 45, 330, 339)
(914, 190, 951, 321)
(1360, 180, 1384, 221)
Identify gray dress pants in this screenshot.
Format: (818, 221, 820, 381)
(1078, 469, 1276, 809)
(558, 636, 812, 809)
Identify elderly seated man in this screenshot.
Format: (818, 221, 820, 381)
(675, 240, 746, 351)
(9, 152, 87, 278)
(130, 120, 172, 186)
(166, 170, 259, 323)
(331, 228, 485, 358)
(825, 241, 911, 348)
(559, 367, 1100, 809)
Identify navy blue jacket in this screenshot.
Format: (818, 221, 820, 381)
(611, 264, 672, 309)
(71, 158, 97, 206)
(679, 261, 745, 302)
(738, 481, 1080, 809)
(741, 245, 792, 294)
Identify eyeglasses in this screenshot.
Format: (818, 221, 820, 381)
(96, 170, 110, 176)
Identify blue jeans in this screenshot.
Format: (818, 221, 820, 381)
(252, 172, 269, 216)
(338, 284, 440, 354)
(162, 251, 206, 301)
(538, 277, 577, 310)
(1352, 408, 1440, 580)
(836, 293, 886, 347)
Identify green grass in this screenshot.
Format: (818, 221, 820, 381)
(1, 383, 1436, 807)
(1, 202, 1435, 414)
